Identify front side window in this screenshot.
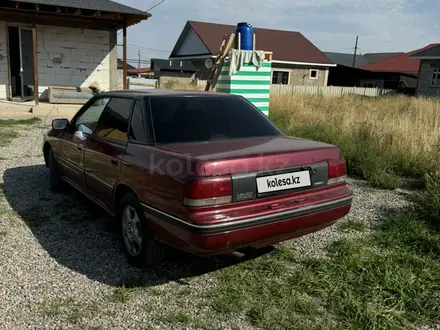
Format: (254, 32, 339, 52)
(95, 97, 133, 142)
(74, 97, 110, 135)
(150, 96, 281, 144)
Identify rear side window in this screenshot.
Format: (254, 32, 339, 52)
(150, 96, 280, 144)
(95, 97, 133, 142)
(129, 100, 152, 143)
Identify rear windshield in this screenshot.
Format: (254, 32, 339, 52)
(150, 96, 281, 144)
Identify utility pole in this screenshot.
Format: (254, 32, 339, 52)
(138, 50, 141, 69)
(352, 36, 359, 68)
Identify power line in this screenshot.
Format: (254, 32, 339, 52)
(112, 42, 170, 53)
(147, 0, 166, 11)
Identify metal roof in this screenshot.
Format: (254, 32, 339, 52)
(410, 45, 440, 58)
(171, 21, 333, 65)
(363, 52, 403, 64)
(361, 44, 440, 73)
(151, 59, 196, 72)
(324, 52, 369, 68)
(16, 0, 150, 16)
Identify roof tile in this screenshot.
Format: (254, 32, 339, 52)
(360, 44, 440, 73)
(186, 21, 333, 65)
(17, 0, 148, 15)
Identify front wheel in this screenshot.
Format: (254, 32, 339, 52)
(119, 193, 165, 269)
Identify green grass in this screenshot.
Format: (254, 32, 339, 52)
(38, 297, 98, 324)
(0, 117, 41, 126)
(162, 311, 192, 324)
(0, 130, 19, 146)
(0, 117, 41, 147)
(159, 311, 213, 329)
(339, 219, 367, 232)
(209, 208, 440, 330)
(108, 285, 136, 303)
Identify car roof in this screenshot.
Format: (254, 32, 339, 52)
(98, 89, 235, 98)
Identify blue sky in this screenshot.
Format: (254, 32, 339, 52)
(117, 0, 439, 67)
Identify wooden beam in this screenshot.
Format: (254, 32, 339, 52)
(32, 26, 39, 105)
(123, 23, 127, 89)
(0, 12, 118, 30)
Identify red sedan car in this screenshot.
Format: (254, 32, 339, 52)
(43, 90, 352, 268)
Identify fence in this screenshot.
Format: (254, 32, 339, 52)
(125, 78, 397, 98)
(270, 85, 396, 97)
(127, 77, 158, 90)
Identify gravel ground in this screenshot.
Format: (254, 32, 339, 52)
(0, 120, 419, 330)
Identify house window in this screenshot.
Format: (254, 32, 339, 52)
(272, 71, 289, 84)
(309, 69, 319, 79)
(430, 68, 440, 87)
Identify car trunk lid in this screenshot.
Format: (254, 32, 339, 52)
(156, 136, 345, 204)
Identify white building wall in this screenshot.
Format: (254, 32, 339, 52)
(0, 21, 111, 100)
(0, 22, 8, 98)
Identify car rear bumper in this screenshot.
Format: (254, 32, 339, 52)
(142, 190, 353, 256)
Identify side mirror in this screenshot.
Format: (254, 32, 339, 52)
(52, 119, 69, 130)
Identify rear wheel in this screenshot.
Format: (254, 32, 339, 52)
(119, 193, 165, 269)
(48, 147, 63, 192)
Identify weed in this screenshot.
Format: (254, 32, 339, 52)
(0, 117, 41, 126)
(269, 94, 440, 188)
(210, 213, 440, 330)
(0, 130, 19, 146)
(339, 219, 367, 232)
(38, 297, 98, 325)
(108, 285, 138, 303)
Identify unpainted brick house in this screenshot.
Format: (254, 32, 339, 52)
(0, 0, 150, 103)
(169, 21, 335, 86)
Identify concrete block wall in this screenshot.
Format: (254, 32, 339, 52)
(271, 63, 328, 86)
(0, 21, 112, 100)
(0, 22, 8, 98)
(416, 60, 440, 97)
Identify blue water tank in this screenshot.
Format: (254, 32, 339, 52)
(236, 22, 254, 50)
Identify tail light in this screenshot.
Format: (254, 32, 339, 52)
(328, 159, 347, 185)
(183, 176, 232, 207)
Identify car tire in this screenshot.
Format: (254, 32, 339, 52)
(48, 147, 63, 192)
(119, 192, 165, 269)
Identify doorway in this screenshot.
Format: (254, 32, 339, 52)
(7, 26, 35, 101)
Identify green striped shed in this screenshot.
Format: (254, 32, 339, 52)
(216, 61, 271, 116)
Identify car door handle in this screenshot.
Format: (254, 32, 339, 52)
(77, 145, 83, 151)
(111, 157, 118, 165)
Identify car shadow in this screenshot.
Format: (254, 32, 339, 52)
(2, 165, 274, 288)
